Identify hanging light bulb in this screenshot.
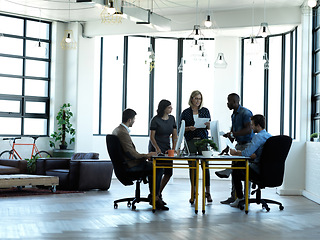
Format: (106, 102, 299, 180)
(308, 0, 317, 8)
(65, 33, 72, 43)
(107, 1, 116, 15)
(263, 52, 269, 69)
(194, 27, 200, 40)
(204, 15, 212, 28)
(257, 0, 271, 38)
(258, 22, 271, 38)
(214, 53, 227, 68)
(178, 57, 184, 73)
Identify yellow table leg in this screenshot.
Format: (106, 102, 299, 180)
(245, 159, 249, 214)
(195, 159, 199, 214)
(152, 158, 156, 213)
(202, 160, 206, 214)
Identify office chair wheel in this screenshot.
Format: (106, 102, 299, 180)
(127, 202, 131, 208)
(114, 203, 118, 209)
(265, 206, 270, 212)
(239, 205, 244, 211)
(279, 205, 284, 210)
(132, 205, 136, 210)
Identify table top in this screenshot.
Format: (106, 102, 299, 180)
(152, 154, 250, 160)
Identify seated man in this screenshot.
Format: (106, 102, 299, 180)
(112, 108, 168, 210)
(228, 114, 272, 207)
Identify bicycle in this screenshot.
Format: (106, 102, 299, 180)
(0, 136, 52, 159)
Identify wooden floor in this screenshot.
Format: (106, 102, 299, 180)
(0, 178, 319, 240)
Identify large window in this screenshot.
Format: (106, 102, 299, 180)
(312, 6, 320, 134)
(0, 14, 51, 136)
(94, 36, 214, 136)
(242, 27, 298, 138)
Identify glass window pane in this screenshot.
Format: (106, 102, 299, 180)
(24, 118, 47, 135)
(26, 20, 50, 39)
(0, 100, 20, 113)
(100, 36, 124, 134)
(154, 38, 178, 119)
(182, 39, 215, 115)
(25, 79, 48, 97)
(243, 38, 265, 115)
(0, 37, 23, 55)
(314, 29, 320, 50)
(25, 101, 46, 114)
(0, 117, 21, 135)
(93, 38, 101, 134)
(0, 57, 23, 75)
(315, 51, 320, 73)
(0, 15, 23, 36)
(283, 34, 291, 136)
(126, 37, 150, 135)
(316, 74, 320, 94)
(0, 77, 22, 95)
(26, 40, 49, 59)
(25, 60, 48, 78)
(268, 36, 282, 135)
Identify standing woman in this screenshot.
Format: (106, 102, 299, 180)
(180, 90, 212, 202)
(149, 99, 178, 202)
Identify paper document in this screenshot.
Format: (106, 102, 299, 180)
(225, 138, 236, 150)
(194, 118, 210, 128)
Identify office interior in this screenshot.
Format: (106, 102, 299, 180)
(0, 0, 319, 207)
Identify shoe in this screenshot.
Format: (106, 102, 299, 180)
(230, 198, 244, 208)
(205, 192, 213, 203)
(159, 194, 167, 205)
(220, 197, 235, 204)
(215, 169, 232, 178)
(156, 199, 169, 210)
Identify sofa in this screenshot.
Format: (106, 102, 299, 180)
(35, 152, 113, 191)
(0, 159, 27, 175)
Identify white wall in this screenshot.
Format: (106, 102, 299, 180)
(304, 142, 320, 203)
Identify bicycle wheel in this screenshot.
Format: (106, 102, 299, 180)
(35, 151, 52, 158)
(0, 150, 17, 159)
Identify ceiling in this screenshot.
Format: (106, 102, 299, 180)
(0, 0, 306, 23)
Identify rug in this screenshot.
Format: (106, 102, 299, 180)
(0, 187, 83, 198)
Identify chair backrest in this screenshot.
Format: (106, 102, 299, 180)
(259, 135, 292, 187)
(106, 134, 134, 186)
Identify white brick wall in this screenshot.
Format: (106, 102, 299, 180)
(304, 142, 320, 204)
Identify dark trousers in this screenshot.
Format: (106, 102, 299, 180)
(127, 161, 163, 196)
(232, 161, 259, 199)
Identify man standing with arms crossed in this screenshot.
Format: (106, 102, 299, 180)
(215, 93, 254, 204)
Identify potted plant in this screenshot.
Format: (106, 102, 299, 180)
(194, 139, 218, 157)
(49, 103, 76, 150)
(310, 133, 319, 142)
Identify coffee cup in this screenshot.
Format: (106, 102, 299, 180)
(167, 149, 175, 157)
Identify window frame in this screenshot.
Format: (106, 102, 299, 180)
(241, 27, 298, 138)
(0, 13, 51, 137)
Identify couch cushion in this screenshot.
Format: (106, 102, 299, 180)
(0, 165, 20, 174)
(71, 152, 99, 160)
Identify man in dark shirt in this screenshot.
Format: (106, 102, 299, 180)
(216, 93, 254, 204)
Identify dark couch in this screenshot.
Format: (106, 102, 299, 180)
(36, 153, 113, 191)
(0, 159, 27, 174)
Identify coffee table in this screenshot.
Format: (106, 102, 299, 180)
(0, 174, 59, 192)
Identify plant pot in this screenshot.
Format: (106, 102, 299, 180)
(59, 144, 67, 150)
(202, 150, 212, 158)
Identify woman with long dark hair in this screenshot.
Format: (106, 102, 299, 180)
(149, 99, 177, 204)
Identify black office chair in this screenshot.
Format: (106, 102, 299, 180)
(106, 134, 150, 210)
(239, 135, 292, 212)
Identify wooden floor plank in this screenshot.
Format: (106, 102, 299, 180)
(0, 179, 319, 239)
